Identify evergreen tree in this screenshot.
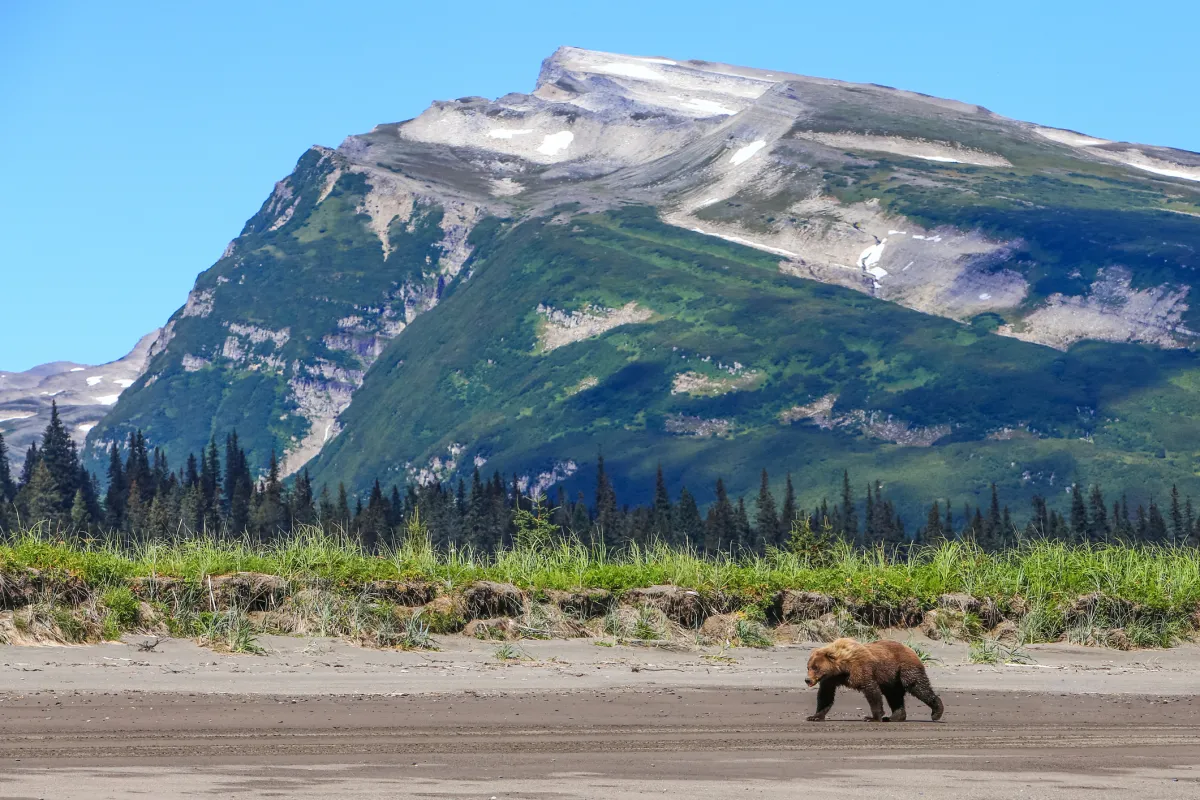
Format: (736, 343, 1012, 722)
(651, 464, 673, 543)
(840, 470, 857, 541)
(0, 431, 14, 503)
(1028, 495, 1049, 539)
(37, 401, 80, 518)
(971, 507, 985, 542)
(570, 491, 591, 540)
(335, 483, 351, 531)
(389, 485, 405, 529)
(250, 450, 286, 539)
(778, 474, 797, 547)
(70, 488, 91, 529)
(1088, 484, 1109, 543)
(1148, 500, 1168, 542)
(986, 483, 1002, 543)
(291, 469, 316, 527)
(674, 487, 703, 549)
(201, 437, 221, 518)
(317, 485, 335, 528)
(1170, 484, 1184, 544)
(359, 480, 388, 552)
(1069, 485, 1089, 542)
(19, 442, 38, 487)
(104, 443, 127, 531)
(734, 496, 753, 552)
(944, 505, 954, 539)
(594, 454, 618, 543)
(925, 501, 945, 544)
(703, 478, 737, 553)
(223, 432, 241, 517)
(79, 466, 102, 525)
(184, 453, 200, 488)
(25, 460, 61, 526)
(864, 482, 876, 544)
(1186, 497, 1196, 545)
(754, 469, 779, 551)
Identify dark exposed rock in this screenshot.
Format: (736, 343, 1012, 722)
(771, 590, 835, 623)
(544, 588, 614, 618)
(206, 572, 290, 611)
(462, 581, 526, 619)
(0, 567, 89, 608)
(623, 585, 707, 628)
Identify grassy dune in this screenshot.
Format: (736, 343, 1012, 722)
(2, 520, 1197, 652)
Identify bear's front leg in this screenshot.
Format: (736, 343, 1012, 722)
(806, 679, 837, 721)
(861, 683, 887, 722)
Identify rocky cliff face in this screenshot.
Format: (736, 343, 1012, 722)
(83, 47, 1200, 513)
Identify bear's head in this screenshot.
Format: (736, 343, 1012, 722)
(805, 638, 862, 686)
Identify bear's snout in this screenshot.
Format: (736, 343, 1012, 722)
(804, 677, 816, 687)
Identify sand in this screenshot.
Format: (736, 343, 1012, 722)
(1, 635, 1198, 798)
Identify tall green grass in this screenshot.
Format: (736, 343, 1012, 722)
(2, 522, 1199, 615)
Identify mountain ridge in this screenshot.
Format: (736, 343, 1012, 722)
(71, 46, 1200, 520)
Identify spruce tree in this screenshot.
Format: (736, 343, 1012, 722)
(104, 443, 127, 531)
(864, 482, 876, 544)
(674, 487, 703, 549)
(1186, 497, 1195, 545)
(0, 431, 14, 503)
(250, 450, 286, 539)
(335, 483, 351, 531)
(1148, 500, 1168, 542)
(651, 465, 672, 543)
(38, 401, 80, 517)
(359, 480, 387, 552)
(317, 485, 335, 529)
(19, 442, 38, 487)
(1088, 484, 1109, 543)
(925, 501, 944, 544)
(778, 474, 797, 547)
(570, 491, 591, 540)
(754, 469, 779, 551)
(987, 484, 1002, 544)
(291, 469, 316, 527)
(1170, 485, 1184, 544)
(1069, 485, 1088, 542)
(594, 454, 618, 542)
(703, 478, 736, 553)
(389, 485, 405, 529)
(734, 496, 753, 553)
(840, 471, 857, 541)
(70, 488, 91, 530)
(25, 460, 61, 526)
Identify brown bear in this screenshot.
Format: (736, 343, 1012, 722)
(805, 637, 943, 722)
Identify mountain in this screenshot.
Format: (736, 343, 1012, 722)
(85, 47, 1200, 517)
(1, 332, 158, 470)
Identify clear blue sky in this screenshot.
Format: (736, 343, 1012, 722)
(2, 0, 1197, 371)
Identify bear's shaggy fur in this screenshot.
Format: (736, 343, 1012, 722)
(805, 637, 944, 722)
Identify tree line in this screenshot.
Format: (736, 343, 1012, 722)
(2, 402, 1198, 552)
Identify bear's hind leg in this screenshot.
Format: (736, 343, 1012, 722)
(902, 667, 943, 721)
(883, 683, 906, 722)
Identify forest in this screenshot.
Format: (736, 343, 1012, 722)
(3, 402, 1196, 554)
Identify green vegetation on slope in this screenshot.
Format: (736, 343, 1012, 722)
(307, 206, 1200, 520)
(87, 149, 450, 473)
